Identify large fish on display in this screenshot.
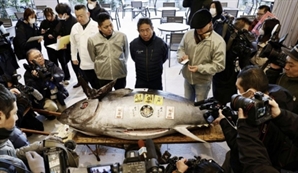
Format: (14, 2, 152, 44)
(57, 79, 208, 142)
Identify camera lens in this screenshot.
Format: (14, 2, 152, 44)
(231, 94, 254, 111)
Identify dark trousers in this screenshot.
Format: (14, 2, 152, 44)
(82, 69, 99, 89)
(135, 78, 163, 90)
(57, 49, 71, 80)
(98, 77, 126, 90)
(46, 47, 59, 66)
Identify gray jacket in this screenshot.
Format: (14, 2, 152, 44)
(177, 30, 226, 84)
(0, 138, 42, 162)
(87, 31, 129, 80)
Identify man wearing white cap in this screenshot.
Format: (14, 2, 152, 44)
(266, 44, 298, 113)
(177, 9, 226, 102)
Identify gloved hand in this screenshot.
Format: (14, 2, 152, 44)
(25, 151, 45, 173)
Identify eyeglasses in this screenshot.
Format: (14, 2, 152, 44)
(31, 53, 43, 60)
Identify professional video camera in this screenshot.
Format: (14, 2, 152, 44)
(43, 139, 79, 173)
(23, 61, 69, 106)
(259, 24, 288, 68)
(87, 139, 163, 173)
(231, 91, 272, 126)
(227, 22, 257, 57)
(162, 151, 224, 173)
(4, 74, 43, 101)
(194, 97, 238, 125)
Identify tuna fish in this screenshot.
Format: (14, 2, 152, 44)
(58, 79, 209, 142)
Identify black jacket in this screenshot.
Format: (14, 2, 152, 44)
(39, 16, 59, 46)
(220, 84, 298, 172)
(13, 20, 41, 59)
(130, 33, 168, 84)
(266, 68, 298, 114)
(87, 3, 109, 21)
(182, 0, 212, 25)
(238, 109, 298, 173)
(24, 60, 68, 107)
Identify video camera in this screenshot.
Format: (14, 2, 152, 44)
(162, 151, 224, 173)
(226, 19, 257, 59)
(43, 139, 79, 173)
(23, 61, 69, 106)
(259, 24, 288, 68)
(87, 139, 163, 173)
(197, 92, 272, 126)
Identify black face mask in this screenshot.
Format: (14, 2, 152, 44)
(0, 127, 15, 140)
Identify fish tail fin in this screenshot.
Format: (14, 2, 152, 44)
(174, 125, 206, 143)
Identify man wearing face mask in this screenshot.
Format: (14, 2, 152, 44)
(13, 8, 43, 60)
(0, 84, 46, 173)
(177, 9, 226, 102)
(214, 65, 298, 173)
(53, 3, 80, 88)
(87, 0, 109, 21)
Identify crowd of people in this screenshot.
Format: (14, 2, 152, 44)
(0, 0, 298, 172)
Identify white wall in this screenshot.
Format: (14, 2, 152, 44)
(272, 0, 298, 47)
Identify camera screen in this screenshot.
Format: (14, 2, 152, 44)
(87, 165, 112, 173)
(48, 153, 61, 173)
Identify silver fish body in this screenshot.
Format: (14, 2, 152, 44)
(58, 89, 208, 140)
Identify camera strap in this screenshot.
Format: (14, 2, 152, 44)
(259, 122, 269, 142)
(43, 140, 79, 168)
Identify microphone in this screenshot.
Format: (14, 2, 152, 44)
(31, 88, 43, 101)
(145, 139, 160, 172)
(145, 139, 157, 160)
(138, 139, 147, 159)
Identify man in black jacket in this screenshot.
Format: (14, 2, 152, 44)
(237, 98, 298, 173)
(53, 3, 80, 88)
(130, 18, 168, 90)
(217, 65, 298, 172)
(266, 44, 298, 114)
(87, 0, 109, 21)
(24, 49, 68, 119)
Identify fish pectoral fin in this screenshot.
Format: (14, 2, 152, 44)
(174, 125, 206, 143)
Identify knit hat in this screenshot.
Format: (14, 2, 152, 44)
(190, 9, 212, 29)
(282, 44, 298, 61)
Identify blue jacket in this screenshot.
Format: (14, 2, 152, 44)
(130, 33, 168, 82)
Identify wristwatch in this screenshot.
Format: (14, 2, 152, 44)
(175, 170, 183, 173)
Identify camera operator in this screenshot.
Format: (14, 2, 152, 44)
(1, 73, 44, 133)
(24, 49, 69, 118)
(212, 17, 254, 105)
(237, 98, 298, 173)
(0, 83, 47, 172)
(250, 18, 280, 67)
(214, 65, 298, 172)
(266, 44, 298, 114)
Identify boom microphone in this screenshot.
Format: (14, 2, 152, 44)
(138, 140, 147, 159)
(145, 139, 160, 172)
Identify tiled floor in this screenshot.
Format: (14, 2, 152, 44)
(18, 10, 229, 172)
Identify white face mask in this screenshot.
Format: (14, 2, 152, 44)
(259, 28, 264, 35)
(59, 14, 67, 20)
(29, 18, 36, 24)
(210, 8, 217, 17)
(88, 3, 95, 10)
